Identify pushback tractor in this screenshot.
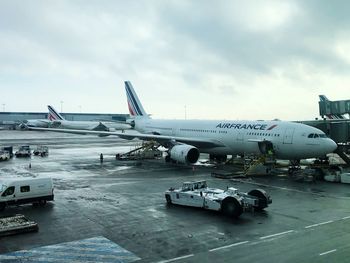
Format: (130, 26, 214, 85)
(165, 180, 271, 218)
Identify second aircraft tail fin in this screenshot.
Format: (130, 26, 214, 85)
(319, 95, 330, 102)
(48, 105, 65, 121)
(124, 81, 149, 118)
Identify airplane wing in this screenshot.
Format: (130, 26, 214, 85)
(28, 127, 226, 148)
(247, 139, 267, 143)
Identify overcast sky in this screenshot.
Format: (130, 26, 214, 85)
(1, 1, 349, 120)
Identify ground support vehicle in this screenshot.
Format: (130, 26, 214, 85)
(0, 177, 54, 211)
(15, 145, 31, 157)
(0, 214, 38, 237)
(116, 141, 162, 160)
(33, 146, 49, 156)
(165, 180, 272, 218)
(324, 166, 350, 184)
(0, 150, 10, 161)
(1, 146, 13, 158)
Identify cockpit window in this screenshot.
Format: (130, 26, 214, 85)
(308, 133, 327, 139)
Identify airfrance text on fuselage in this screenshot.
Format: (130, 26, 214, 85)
(216, 123, 273, 130)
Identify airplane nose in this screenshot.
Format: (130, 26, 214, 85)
(327, 139, 338, 153)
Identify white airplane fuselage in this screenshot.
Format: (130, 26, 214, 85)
(25, 119, 51, 128)
(134, 118, 337, 160)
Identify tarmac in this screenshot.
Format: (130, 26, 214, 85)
(0, 130, 349, 262)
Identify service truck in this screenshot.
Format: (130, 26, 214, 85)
(33, 146, 49, 156)
(15, 145, 31, 157)
(165, 180, 271, 218)
(1, 146, 13, 158)
(0, 178, 54, 211)
(0, 150, 10, 161)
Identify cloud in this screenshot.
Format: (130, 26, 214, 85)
(0, 0, 349, 120)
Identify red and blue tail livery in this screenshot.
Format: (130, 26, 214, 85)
(125, 81, 148, 117)
(47, 105, 65, 121)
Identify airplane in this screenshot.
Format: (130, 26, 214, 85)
(29, 81, 338, 165)
(19, 107, 62, 128)
(48, 105, 131, 131)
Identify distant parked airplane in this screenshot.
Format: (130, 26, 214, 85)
(20, 107, 61, 128)
(48, 105, 131, 131)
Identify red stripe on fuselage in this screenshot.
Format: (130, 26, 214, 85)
(267, 124, 277, 130)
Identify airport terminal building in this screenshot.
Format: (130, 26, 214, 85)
(0, 112, 129, 123)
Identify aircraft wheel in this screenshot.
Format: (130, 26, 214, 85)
(209, 154, 227, 163)
(0, 203, 5, 211)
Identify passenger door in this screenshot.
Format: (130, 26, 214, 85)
(237, 132, 244, 142)
(283, 128, 295, 144)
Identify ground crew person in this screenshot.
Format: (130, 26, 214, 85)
(100, 153, 104, 163)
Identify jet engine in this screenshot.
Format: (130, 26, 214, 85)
(168, 145, 200, 164)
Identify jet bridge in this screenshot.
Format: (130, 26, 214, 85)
(319, 95, 350, 119)
(297, 95, 350, 165)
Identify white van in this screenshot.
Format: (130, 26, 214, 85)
(0, 178, 54, 211)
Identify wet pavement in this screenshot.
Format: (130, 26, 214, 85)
(0, 130, 349, 262)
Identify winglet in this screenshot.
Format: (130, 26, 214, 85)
(125, 81, 149, 118)
(48, 105, 65, 121)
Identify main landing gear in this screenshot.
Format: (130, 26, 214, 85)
(209, 154, 227, 163)
(288, 159, 301, 175)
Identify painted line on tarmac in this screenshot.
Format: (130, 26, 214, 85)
(305, 220, 333, 229)
(319, 249, 337, 256)
(209, 241, 249, 252)
(231, 179, 319, 195)
(342, 216, 350, 220)
(230, 179, 350, 199)
(259, 230, 294, 240)
(157, 254, 194, 263)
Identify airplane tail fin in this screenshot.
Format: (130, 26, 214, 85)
(47, 105, 65, 121)
(319, 95, 330, 102)
(124, 81, 149, 118)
